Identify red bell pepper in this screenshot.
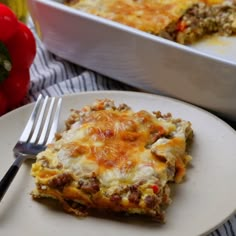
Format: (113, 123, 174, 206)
(0, 3, 36, 115)
(176, 20, 187, 32)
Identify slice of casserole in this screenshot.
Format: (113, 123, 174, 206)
(31, 99, 193, 222)
(64, 0, 236, 44)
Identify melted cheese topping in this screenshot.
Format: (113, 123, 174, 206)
(31, 99, 193, 221)
(65, 0, 224, 34)
(66, 0, 198, 34)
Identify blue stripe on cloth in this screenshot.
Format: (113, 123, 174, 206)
(27, 18, 236, 236)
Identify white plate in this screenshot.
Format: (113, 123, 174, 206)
(0, 91, 236, 236)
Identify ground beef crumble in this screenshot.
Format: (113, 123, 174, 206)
(159, 1, 236, 44)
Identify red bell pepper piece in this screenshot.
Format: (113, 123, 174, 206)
(177, 20, 187, 32)
(151, 184, 159, 194)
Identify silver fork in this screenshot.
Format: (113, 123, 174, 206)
(0, 94, 62, 201)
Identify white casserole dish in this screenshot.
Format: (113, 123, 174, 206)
(28, 0, 236, 121)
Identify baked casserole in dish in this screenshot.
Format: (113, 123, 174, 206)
(64, 0, 236, 44)
(28, 0, 236, 121)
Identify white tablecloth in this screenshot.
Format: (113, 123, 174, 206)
(27, 21, 236, 236)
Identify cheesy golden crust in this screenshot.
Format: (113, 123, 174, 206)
(65, 0, 199, 34)
(31, 99, 193, 222)
(63, 0, 236, 44)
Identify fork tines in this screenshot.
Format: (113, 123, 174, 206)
(19, 94, 62, 146)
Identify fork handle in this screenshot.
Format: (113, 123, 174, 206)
(0, 155, 25, 202)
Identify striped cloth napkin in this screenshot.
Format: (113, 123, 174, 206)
(27, 21, 236, 236)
